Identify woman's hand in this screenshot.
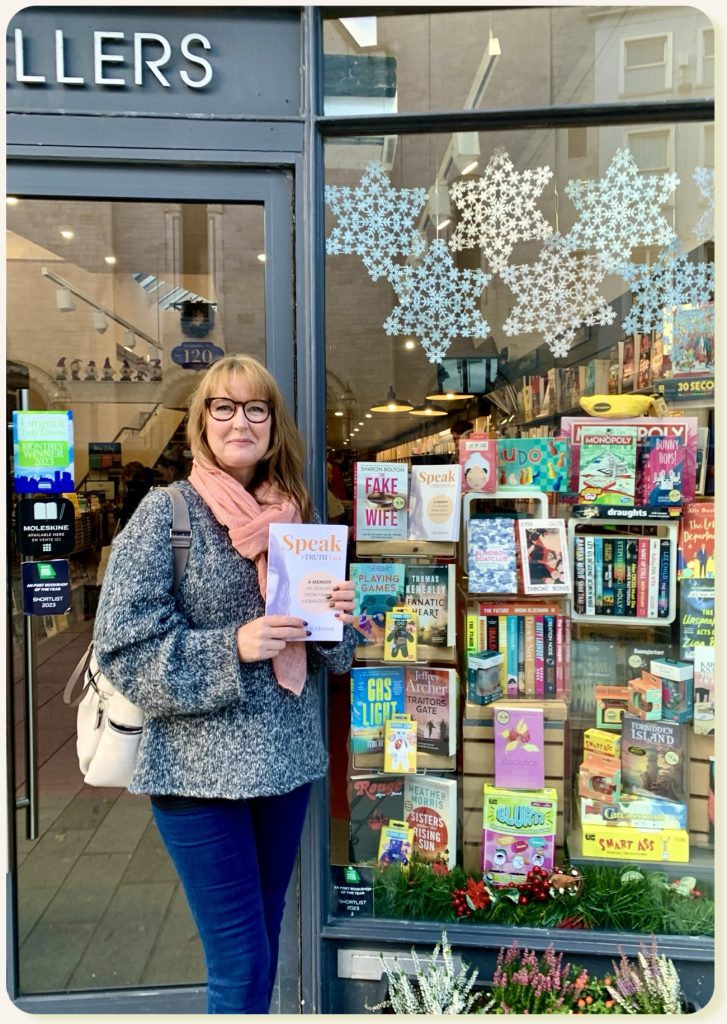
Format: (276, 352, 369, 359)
(236, 615, 309, 662)
(327, 580, 355, 625)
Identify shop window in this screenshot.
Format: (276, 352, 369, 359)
(697, 27, 714, 88)
(620, 34, 672, 96)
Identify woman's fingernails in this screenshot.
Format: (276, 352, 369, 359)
(328, 601, 336, 608)
(302, 621, 309, 626)
(305, 630, 312, 636)
(324, 593, 332, 600)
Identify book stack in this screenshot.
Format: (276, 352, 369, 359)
(573, 534, 671, 619)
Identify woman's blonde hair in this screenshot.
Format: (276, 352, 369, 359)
(187, 354, 312, 522)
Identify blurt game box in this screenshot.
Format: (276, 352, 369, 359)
(481, 784, 557, 883)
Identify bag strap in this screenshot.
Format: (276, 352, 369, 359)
(167, 484, 191, 596)
(63, 641, 94, 706)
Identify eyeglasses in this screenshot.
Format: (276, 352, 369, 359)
(205, 397, 272, 423)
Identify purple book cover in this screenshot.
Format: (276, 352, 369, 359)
(493, 706, 545, 789)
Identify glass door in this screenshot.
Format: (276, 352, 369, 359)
(5, 168, 295, 1005)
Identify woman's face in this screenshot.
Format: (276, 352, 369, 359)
(204, 374, 272, 487)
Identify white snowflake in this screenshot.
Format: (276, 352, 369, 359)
(693, 166, 714, 242)
(385, 239, 491, 363)
(448, 147, 553, 271)
(615, 237, 715, 334)
(500, 233, 616, 357)
(564, 148, 679, 268)
(324, 162, 427, 281)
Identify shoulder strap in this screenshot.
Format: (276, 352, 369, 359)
(62, 641, 94, 706)
(167, 484, 191, 596)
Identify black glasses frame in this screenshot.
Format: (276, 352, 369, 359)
(205, 397, 272, 423)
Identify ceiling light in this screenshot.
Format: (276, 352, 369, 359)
(404, 339, 416, 350)
(340, 16, 377, 48)
(6, 196, 19, 205)
(425, 388, 474, 402)
(428, 183, 450, 228)
(358, 421, 364, 426)
(55, 287, 76, 312)
(92, 310, 108, 334)
(488, 28, 501, 56)
(104, 255, 117, 265)
(60, 229, 74, 240)
(452, 132, 481, 174)
(365, 413, 372, 419)
(334, 410, 344, 417)
(124, 329, 136, 349)
(369, 386, 414, 413)
(256, 253, 266, 262)
(435, 217, 451, 231)
(409, 402, 448, 417)
(461, 161, 479, 175)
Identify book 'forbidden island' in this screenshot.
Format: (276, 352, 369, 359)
(348, 775, 405, 863)
(460, 435, 498, 493)
(576, 424, 638, 506)
(354, 461, 408, 541)
(497, 438, 571, 493)
(517, 519, 571, 596)
(404, 667, 457, 757)
(620, 714, 687, 805)
(482, 784, 557, 883)
(467, 517, 518, 594)
(408, 464, 462, 541)
(404, 775, 458, 868)
(351, 561, 406, 649)
(266, 523, 348, 641)
(384, 606, 418, 662)
(350, 666, 405, 755)
(493, 706, 545, 789)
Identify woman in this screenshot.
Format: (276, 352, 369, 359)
(93, 354, 356, 1014)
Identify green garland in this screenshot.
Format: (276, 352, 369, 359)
(370, 859, 714, 937)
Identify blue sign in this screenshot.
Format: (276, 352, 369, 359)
(21, 560, 72, 615)
(171, 340, 224, 371)
(13, 410, 75, 494)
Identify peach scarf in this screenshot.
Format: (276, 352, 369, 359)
(189, 456, 307, 696)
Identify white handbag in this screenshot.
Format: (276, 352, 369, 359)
(63, 486, 191, 787)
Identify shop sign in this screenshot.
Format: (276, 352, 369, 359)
(12, 411, 75, 495)
(21, 560, 72, 615)
(171, 341, 224, 371)
(654, 376, 714, 401)
(17, 498, 76, 557)
(330, 866, 374, 918)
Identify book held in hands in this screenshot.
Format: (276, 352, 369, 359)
(266, 523, 348, 641)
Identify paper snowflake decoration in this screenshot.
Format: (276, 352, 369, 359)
(384, 239, 491, 363)
(564, 148, 679, 268)
(615, 237, 715, 334)
(324, 162, 427, 281)
(500, 233, 616, 357)
(448, 147, 553, 271)
(693, 166, 714, 242)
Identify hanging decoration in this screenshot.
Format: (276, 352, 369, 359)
(564, 148, 679, 268)
(500, 233, 615, 358)
(449, 147, 553, 271)
(324, 161, 427, 282)
(693, 166, 714, 243)
(615, 237, 715, 335)
(384, 239, 491, 363)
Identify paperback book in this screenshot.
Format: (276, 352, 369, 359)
(460, 435, 498, 493)
(576, 425, 638, 506)
(266, 523, 348, 641)
(517, 519, 571, 596)
(403, 775, 457, 868)
(350, 666, 405, 755)
(677, 501, 714, 580)
(348, 775, 405, 863)
(408, 464, 462, 541)
(497, 438, 571, 493)
(493, 705, 545, 789)
(354, 461, 408, 541)
(467, 517, 518, 594)
(679, 578, 714, 660)
(620, 714, 686, 804)
(640, 435, 685, 507)
(404, 667, 457, 757)
(692, 645, 715, 736)
(404, 563, 456, 651)
(351, 562, 406, 648)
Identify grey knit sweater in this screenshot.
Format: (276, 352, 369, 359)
(93, 481, 356, 799)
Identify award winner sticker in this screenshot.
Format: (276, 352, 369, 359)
(664, 750, 680, 766)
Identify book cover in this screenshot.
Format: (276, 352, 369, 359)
(383, 714, 417, 773)
(577, 425, 638, 506)
(403, 775, 457, 868)
(348, 775, 405, 863)
(661, 303, 715, 378)
(646, 537, 660, 618)
(497, 438, 570, 493)
(518, 518, 571, 596)
(523, 615, 535, 696)
(351, 562, 406, 648)
(543, 615, 557, 696)
(636, 332, 652, 390)
(677, 501, 714, 580)
(640, 435, 685, 507)
(695, 426, 710, 495)
(693, 645, 715, 736)
(602, 536, 615, 614)
(383, 607, 418, 662)
(460, 435, 498, 493)
(404, 563, 456, 650)
(620, 714, 686, 804)
(613, 537, 627, 615)
(350, 667, 406, 755)
(408, 465, 462, 541)
(534, 616, 544, 697)
(585, 536, 596, 615)
(658, 539, 671, 618)
(679, 578, 715, 660)
(636, 538, 649, 618)
(467, 517, 518, 593)
(354, 461, 408, 541)
(404, 667, 457, 757)
(619, 334, 638, 392)
(594, 537, 604, 614)
(266, 523, 348, 641)
(377, 819, 414, 865)
(574, 535, 586, 613)
(493, 706, 545, 789)
(506, 615, 519, 696)
(625, 538, 638, 616)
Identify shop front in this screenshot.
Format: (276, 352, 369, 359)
(6, 5, 716, 1016)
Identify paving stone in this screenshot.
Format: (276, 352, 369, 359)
(41, 852, 132, 925)
(85, 794, 152, 855)
(121, 819, 178, 884)
(19, 920, 96, 993)
(53, 788, 117, 832)
(17, 828, 94, 891)
(141, 885, 205, 986)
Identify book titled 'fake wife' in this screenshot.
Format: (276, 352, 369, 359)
(266, 523, 349, 642)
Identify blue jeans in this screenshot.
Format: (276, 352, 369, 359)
(151, 783, 312, 1014)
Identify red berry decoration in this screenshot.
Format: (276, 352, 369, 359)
(519, 895, 529, 905)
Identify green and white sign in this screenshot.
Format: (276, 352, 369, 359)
(13, 410, 75, 494)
